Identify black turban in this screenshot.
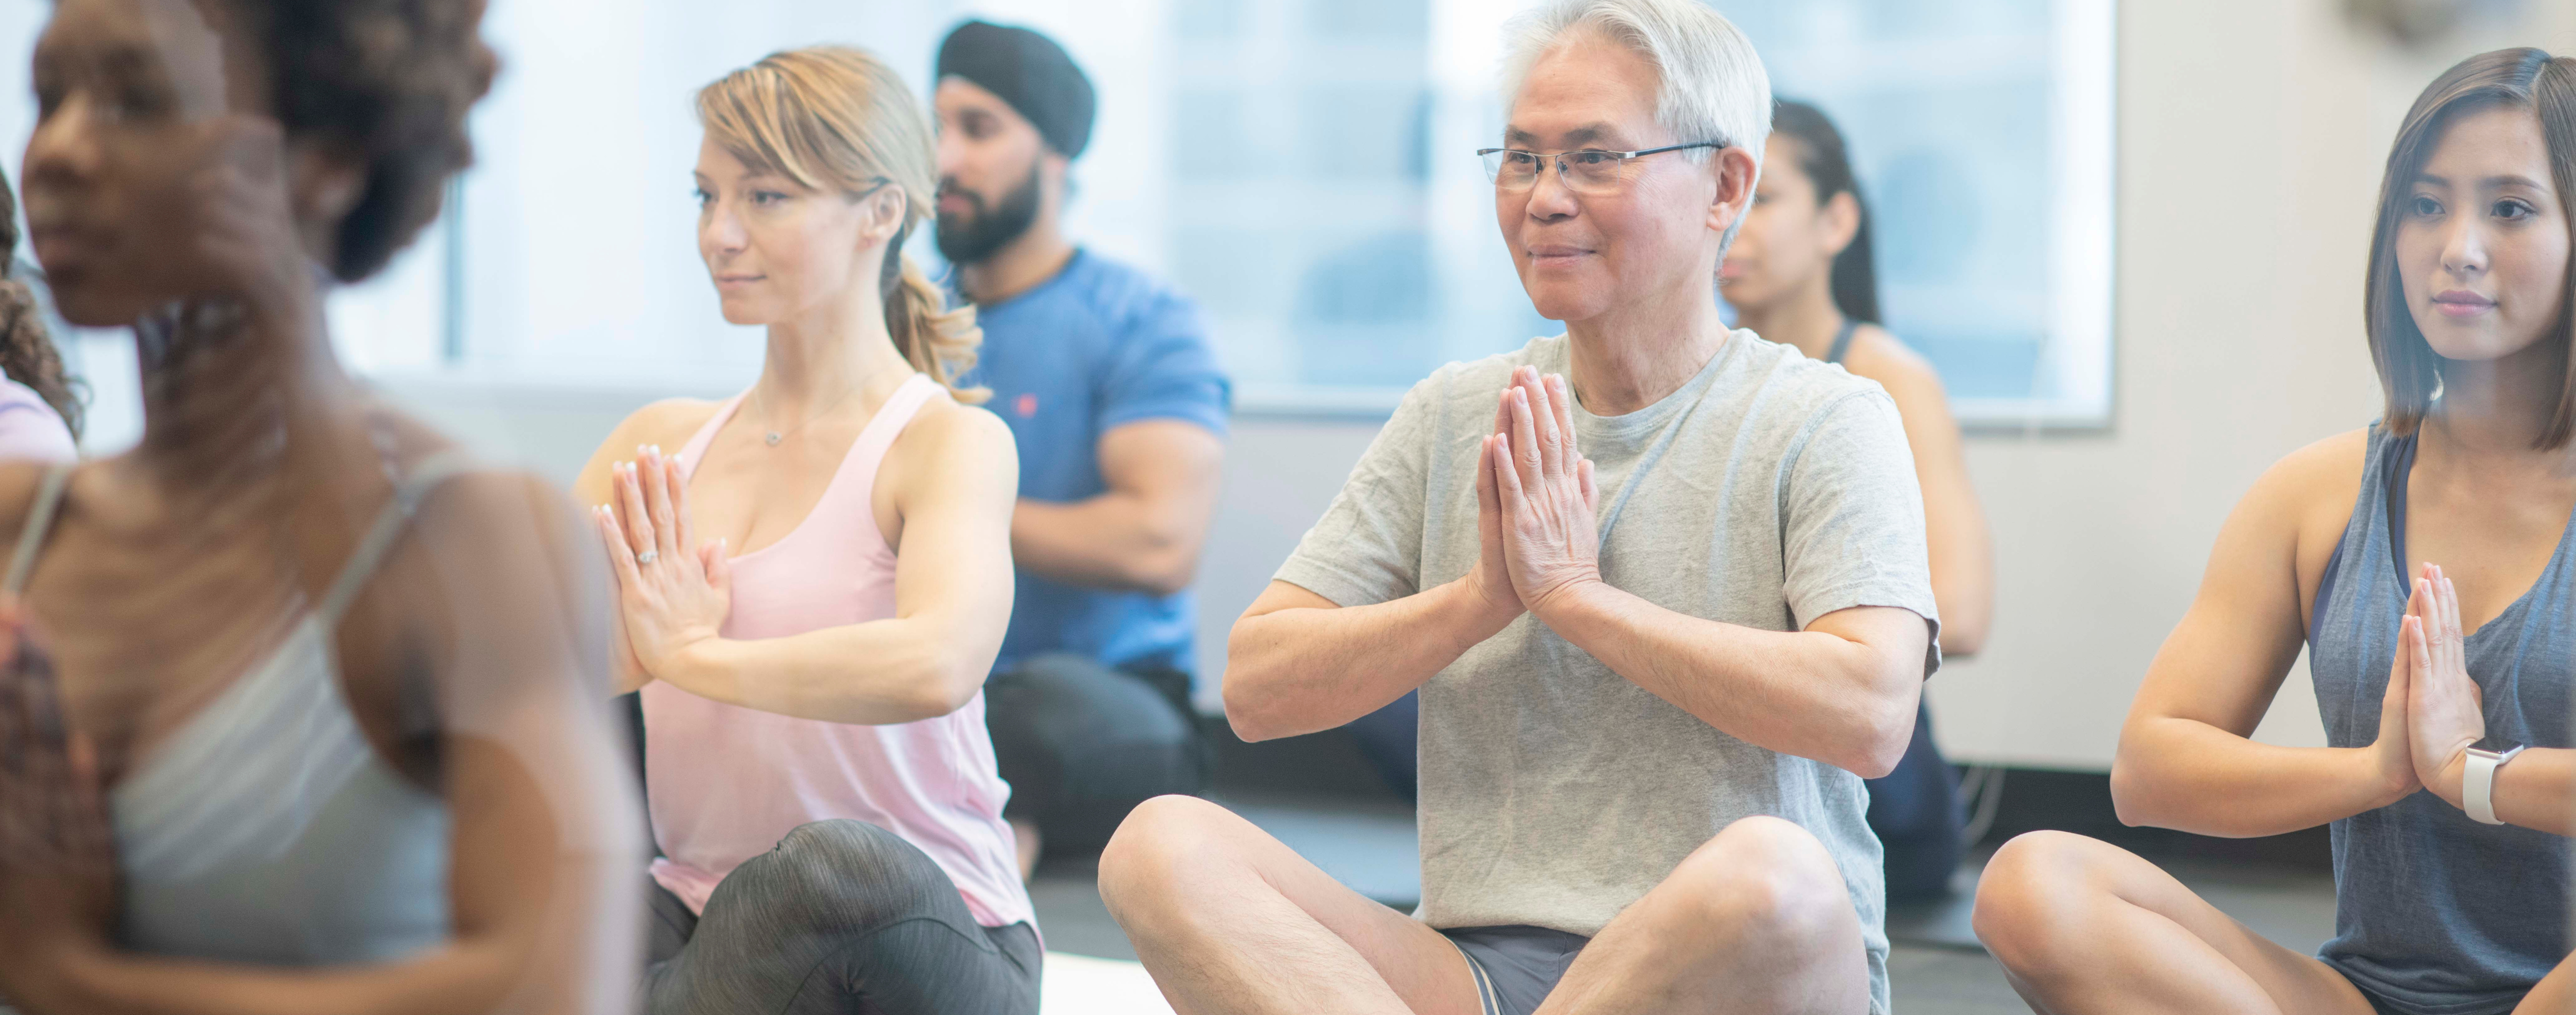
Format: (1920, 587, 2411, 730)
(935, 20, 1097, 160)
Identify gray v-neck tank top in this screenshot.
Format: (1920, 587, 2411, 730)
(2306, 424, 2573, 1015)
(5, 453, 471, 966)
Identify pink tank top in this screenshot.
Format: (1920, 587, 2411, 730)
(643, 374, 1032, 929)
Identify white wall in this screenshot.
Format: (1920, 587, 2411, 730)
(1932, 0, 2576, 769)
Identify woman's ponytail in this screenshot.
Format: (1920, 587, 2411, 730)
(879, 221, 988, 404)
(699, 47, 989, 405)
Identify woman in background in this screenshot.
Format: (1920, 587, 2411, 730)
(1721, 98, 1994, 902)
(0, 166, 83, 462)
(0, 0, 640, 1012)
(1974, 48, 2575, 1015)
(577, 46, 1037, 1014)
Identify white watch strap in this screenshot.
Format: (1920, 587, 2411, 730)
(2465, 748, 2521, 826)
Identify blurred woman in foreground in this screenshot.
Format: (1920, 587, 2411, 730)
(0, 0, 640, 1011)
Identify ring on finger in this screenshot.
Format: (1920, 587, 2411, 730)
(638, 549, 659, 565)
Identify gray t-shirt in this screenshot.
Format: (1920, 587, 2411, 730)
(1275, 331, 1938, 1014)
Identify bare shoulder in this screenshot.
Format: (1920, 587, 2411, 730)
(574, 397, 723, 503)
(900, 398, 1016, 460)
(408, 464, 588, 567)
(887, 398, 1018, 499)
(1839, 326, 1949, 404)
(419, 467, 580, 530)
(2255, 427, 2372, 548)
(356, 402, 591, 574)
(389, 465, 598, 626)
(609, 397, 726, 456)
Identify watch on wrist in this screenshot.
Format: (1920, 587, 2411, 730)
(2464, 741, 2526, 826)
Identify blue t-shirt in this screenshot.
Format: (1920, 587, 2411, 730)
(961, 249, 1232, 678)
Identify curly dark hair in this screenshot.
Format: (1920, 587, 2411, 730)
(233, 0, 498, 283)
(0, 166, 87, 440)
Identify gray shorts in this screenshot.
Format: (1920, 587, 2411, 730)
(1442, 925, 1590, 1015)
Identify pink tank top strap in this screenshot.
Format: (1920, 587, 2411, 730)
(815, 375, 943, 551)
(840, 375, 943, 482)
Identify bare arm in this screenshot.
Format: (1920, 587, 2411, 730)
(1011, 419, 1225, 596)
(2409, 745, 2576, 835)
(1859, 345, 1993, 657)
(2457, 749, 2576, 835)
(1224, 578, 1516, 742)
(1223, 383, 1525, 742)
(2112, 435, 2418, 837)
(601, 406, 1020, 725)
(1536, 590, 1927, 777)
(2402, 565, 2576, 835)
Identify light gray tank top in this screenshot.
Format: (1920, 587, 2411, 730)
(2307, 425, 2573, 1015)
(5, 454, 469, 965)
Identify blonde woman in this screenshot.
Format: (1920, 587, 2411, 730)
(575, 47, 1035, 1013)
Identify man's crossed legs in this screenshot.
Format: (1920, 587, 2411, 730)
(1099, 796, 1874, 1015)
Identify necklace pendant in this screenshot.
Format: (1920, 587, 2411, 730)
(764, 431, 784, 446)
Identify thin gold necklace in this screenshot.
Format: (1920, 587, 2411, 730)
(747, 384, 861, 447)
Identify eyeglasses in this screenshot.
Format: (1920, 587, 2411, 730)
(1476, 142, 1726, 194)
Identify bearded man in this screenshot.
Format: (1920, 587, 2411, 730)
(931, 19, 1233, 879)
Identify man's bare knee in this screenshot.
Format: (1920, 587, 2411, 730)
(1098, 794, 1235, 925)
(1971, 831, 2103, 975)
(1671, 816, 1852, 946)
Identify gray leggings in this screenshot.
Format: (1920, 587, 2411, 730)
(642, 820, 1041, 1015)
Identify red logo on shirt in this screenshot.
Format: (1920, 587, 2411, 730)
(1015, 393, 1038, 418)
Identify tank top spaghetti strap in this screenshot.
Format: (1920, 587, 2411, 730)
(1825, 318, 1859, 366)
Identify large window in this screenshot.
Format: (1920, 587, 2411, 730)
(1730, 0, 2117, 425)
(1165, 0, 2117, 421)
(1165, 0, 1536, 406)
(0, 0, 2115, 435)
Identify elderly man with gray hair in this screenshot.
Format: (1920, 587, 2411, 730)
(1097, 1, 1938, 1012)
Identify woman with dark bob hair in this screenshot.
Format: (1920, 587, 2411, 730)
(0, 0, 640, 1012)
(1974, 47, 2576, 1015)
